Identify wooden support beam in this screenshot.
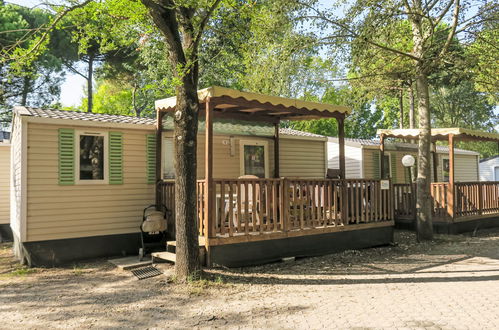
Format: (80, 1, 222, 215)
(447, 134, 455, 219)
(274, 122, 280, 178)
(432, 142, 438, 183)
(155, 111, 164, 208)
(205, 99, 214, 241)
(380, 134, 385, 179)
(338, 116, 346, 180)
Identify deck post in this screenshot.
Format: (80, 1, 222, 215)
(155, 111, 164, 209)
(431, 142, 438, 183)
(205, 99, 214, 246)
(338, 116, 346, 179)
(447, 134, 455, 220)
(380, 133, 385, 179)
(274, 122, 280, 178)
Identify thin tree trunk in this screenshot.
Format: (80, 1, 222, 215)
(409, 84, 415, 129)
(21, 76, 31, 106)
(399, 87, 404, 129)
(132, 84, 141, 117)
(415, 71, 433, 241)
(173, 80, 201, 280)
(87, 54, 94, 113)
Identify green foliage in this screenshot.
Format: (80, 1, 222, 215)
(431, 81, 497, 130)
(1, 4, 67, 125)
(466, 26, 499, 103)
(290, 86, 383, 139)
(81, 80, 132, 115)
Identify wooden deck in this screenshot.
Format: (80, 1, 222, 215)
(160, 178, 395, 246)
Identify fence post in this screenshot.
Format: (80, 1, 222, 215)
(281, 178, 289, 232)
(478, 182, 483, 215)
(341, 179, 349, 226)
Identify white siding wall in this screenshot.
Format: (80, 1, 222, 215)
(10, 114, 24, 238)
(0, 144, 10, 224)
(327, 141, 362, 178)
(479, 157, 499, 181)
(26, 123, 155, 242)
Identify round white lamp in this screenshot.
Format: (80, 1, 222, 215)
(402, 154, 416, 184)
(402, 154, 415, 168)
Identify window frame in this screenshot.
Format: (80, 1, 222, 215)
(239, 139, 269, 178)
(381, 152, 392, 179)
(441, 156, 450, 182)
(494, 165, 499, 181)
(75, 130, 109, 185)
(161, 136, 175, 180)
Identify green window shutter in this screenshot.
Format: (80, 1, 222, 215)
(391, 154, 397, 183)
(146, 134, 156, 184)
(58, 128, 75, 185)
(372, 151, 380, 179)
(109, 132, 123, 184)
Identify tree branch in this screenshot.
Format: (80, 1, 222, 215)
(10, 0, 94, 62)
(438, 0, 460, 58)
(191, 0, 222, 52)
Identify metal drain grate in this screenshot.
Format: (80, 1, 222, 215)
(131, 266, 163, 280)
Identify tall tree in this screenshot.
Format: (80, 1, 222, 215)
(0, 3, 67, 124)
(306, 0, 498, 240)
(137, 0, 222, 280)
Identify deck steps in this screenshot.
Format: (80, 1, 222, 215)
(152, 251, 176, 263)
(154, 238, 206, 265)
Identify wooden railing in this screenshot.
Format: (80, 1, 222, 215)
(189, 178, 394, 239)
(455, 182, 499, 217)
(394, 183, 415, 219)
(431, 183, 449, 219)
(159, 180, 176, 235)
(393, 181, 499, 222)
(162, 178, 394, 240)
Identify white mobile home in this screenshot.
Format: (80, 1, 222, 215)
(328, 137, 480, 183)
(0, 138, 10, 241)
(479, 156, 499, 181)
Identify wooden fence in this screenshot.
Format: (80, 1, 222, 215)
(162, 178, 394, 239)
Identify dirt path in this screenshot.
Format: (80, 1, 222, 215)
(1, 229, 499, 329)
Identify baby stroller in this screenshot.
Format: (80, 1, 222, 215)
(139, 204, 169, 260)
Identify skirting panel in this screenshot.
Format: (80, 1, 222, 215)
(0, 224, 13, 242)
(210, 226, 394, 268)
(14, 233, 141, 267)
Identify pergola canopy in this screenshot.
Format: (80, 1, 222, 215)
(377, 128, 499, 143)
(155, 86, 351, 123)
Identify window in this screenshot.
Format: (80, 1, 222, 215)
(494, 166, 499, 181)
(442, 158, 450, 182)
(382, 154, 391, 179)
(76, 131, 108, 183)
(240, 140, 269, 178)
(162, 138, 175, 179)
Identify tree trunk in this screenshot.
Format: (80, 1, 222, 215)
(409, 84, 415, 129)
(399, 87, 404, 129)
(173, 79, 201, 280)
(87, 53, 94, 113)
(415, 70, 433, 241)
(21, 76, 31, 106)
(132, 84, 141, 117)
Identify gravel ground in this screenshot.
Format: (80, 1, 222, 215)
(1, 228, 499, 329)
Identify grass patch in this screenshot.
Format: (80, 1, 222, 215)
(0, 265, 37, 279)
